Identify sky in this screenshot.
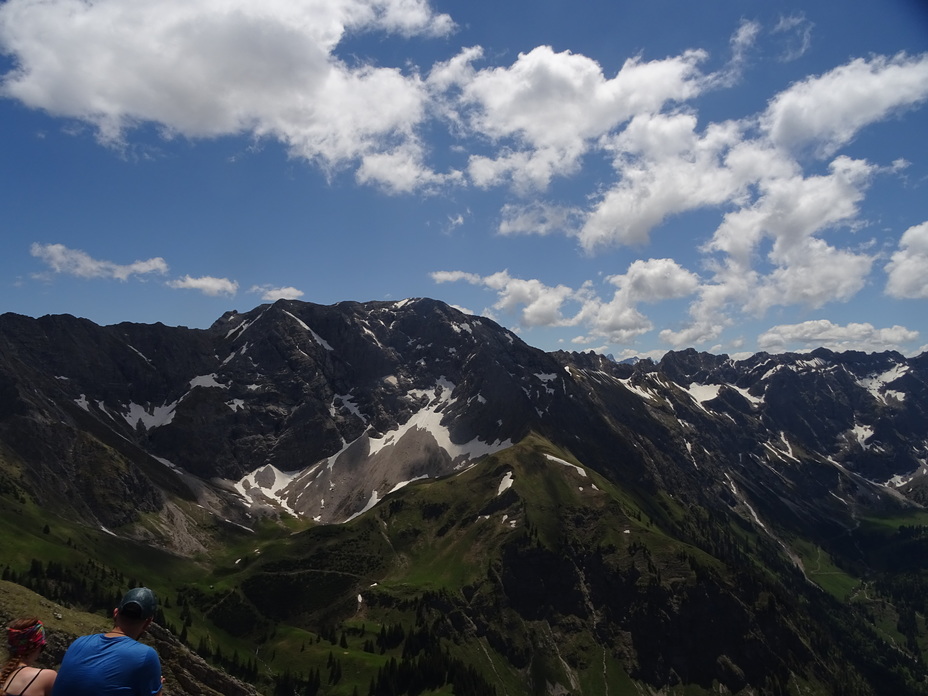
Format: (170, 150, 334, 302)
(1, 0, 927, 361)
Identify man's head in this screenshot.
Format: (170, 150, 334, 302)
(117, 587, 158, 620)
(114, 587, 158, 638)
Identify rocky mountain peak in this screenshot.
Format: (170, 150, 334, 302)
(1, 300, 926, 538)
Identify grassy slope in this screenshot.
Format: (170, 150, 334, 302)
(3, 435, 928, 695)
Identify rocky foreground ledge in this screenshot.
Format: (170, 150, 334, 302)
(0, 580, 257, 696)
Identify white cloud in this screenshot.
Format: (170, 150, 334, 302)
(579, 114, 746, 249)
(609, 347, 669, 363)
(356, 142, 462, 193)
(167, 275, 238, 297)
(771, 13, 813, 62)
(761, 52, 928, 156)
(0, 0, 452, 172)
(731, 20, 761, 62)
(7, 8, 928, 355)
(431, 270, 483, 285)
(655, 153, 880, 347)
(752, 239, 873, 311)
(431, 258, 700, 345)
(608, 258, 701, 302)
(434, 269, 582, 328)
(30, 243, 168, 280)
(250, 285, 305, 301)
(498, 202, 582, 237)
(885, 222, 928, 299)
(575, 52, 928, 299)
(448, 44, 709, 191)
(757, 319, 919, 353)
(481, 271, 578, 328)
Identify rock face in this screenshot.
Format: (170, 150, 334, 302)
(0, 299, 926, 547)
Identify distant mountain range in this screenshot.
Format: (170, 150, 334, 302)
(2, 298, 927, 695)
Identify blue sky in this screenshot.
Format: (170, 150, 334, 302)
(1, 0, 927, 360)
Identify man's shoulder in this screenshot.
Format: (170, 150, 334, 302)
(114, 638, 159, 661)
(62, 633, 103, 655)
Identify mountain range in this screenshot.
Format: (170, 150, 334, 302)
(1, 298, 928, 695)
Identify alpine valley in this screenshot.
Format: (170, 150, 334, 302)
(2, 298, 928, 696)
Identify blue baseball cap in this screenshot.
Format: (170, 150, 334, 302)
(118, 587, 158, 619)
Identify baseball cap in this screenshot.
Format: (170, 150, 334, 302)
(118, 587, 158, 619)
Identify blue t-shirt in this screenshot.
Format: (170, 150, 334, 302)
(53, 634, 162, 696)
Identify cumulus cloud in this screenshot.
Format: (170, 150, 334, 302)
(30, 243, 168, 280)
(7, 6, 928, 354)
(609, 258, 701, 302)
(579, 114, 746, 249)
(760, 52, 928, 155)
(446, 44, 709, 192)
(167, 275, 239, 297)
(701, 156, 877, 319)
(885, 222, 928, 299)
(576, 52, 928, 348)
(432, 258, 700, 344)
(480, 271, 579, 328)
(434, 269, 581, 328)
(757, 320, 919, 353)
(250, 285, 305, 301)
(356, 142, 463, 193)
(0, 0, 452, 171)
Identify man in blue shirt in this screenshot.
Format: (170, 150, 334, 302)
(53, 588, 163, 696)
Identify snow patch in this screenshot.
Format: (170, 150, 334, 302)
(763, 441, 799, 464)
(235, 465, 301, 516)
(367, 377, 511, 461)
(778, 432, 799, 461)
(283, 310, 334, 350)
(725, 474, 767, 530)
(687, 383, 721, 403)
(617, 377, 657, 402)
(544, 454, 586, 477)
(851, 423, 874, 449)
(127, 345, 153, 365)
(730, 385, 763, 406)
(346, 490, 380, 522)
(122, 401, 177, 429)
(225, 310, 266, 339)
(857, 363, 909, 404)
(793, 357, 828, 371)
(389, 475, 429, 494)
(498, 471, 514, 495)
(333, 393, 365, 422)
(189, 374, 225, 389)
(882, 469, 919, 488)
(152, 456, 181, 472)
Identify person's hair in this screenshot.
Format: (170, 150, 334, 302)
(1, 618, 42, 696)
